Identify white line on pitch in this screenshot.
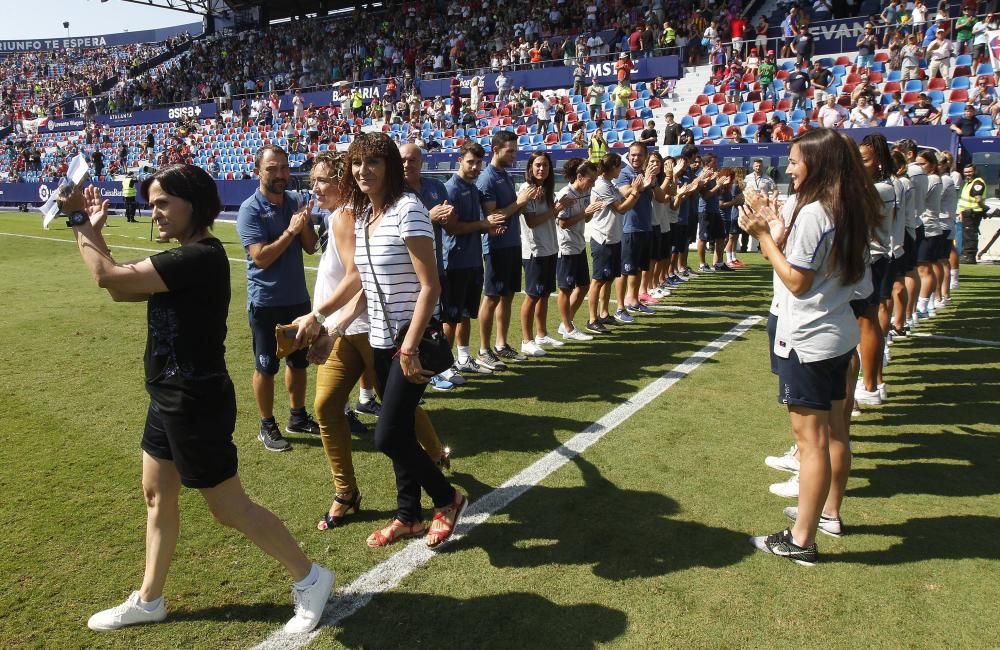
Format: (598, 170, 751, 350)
(908, 332, 1000, 347)
(251, 315, 762, 650)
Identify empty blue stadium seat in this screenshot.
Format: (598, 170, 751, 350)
(904, 79, 923, 93)
(951, 77, 970, 90)
(955, 54, 972, 67)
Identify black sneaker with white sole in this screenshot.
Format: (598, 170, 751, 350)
(354, 399, 382, 417)
(286, 412, 320, 435)
(475, 348, 507, 371)
(750, 528, 818, 566)
(259, 419, 291, 452)
(783, 506, 844, 538)
(345, 407, 368, 434)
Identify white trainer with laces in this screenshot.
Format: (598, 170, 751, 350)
(562, 328, 594, 341)
(878, 383, 887, 400)
(284, 565, 335, 634)
(521, 340, 547, 357)
(535, 334, 565, 348)
(764, 444, 799, 473)
(88, 591, 167, 631)
(855, 385, 882, 405)
(769, 473, 799, 498)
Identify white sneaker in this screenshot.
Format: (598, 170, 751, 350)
(883, 346, 891, 366)
(88, 592, 167, 631)
(521, 340, 547, 356)
(284, 565, 335, 634)
(649, 287, 667, 299)
(769, 473, 799, 498)
(535, 334, 564, 348)
(764, 444, 799, 473)
(440, 367, 466, 386)
(934, 299, 946, 310)
(950, 278, 959, 290)
(851, 401, 862, 417)
(562, 327, 594, 341)
(877, 383, 887, 400)
(855, 386, 882, 405)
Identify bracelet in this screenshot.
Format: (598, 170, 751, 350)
(398, 348, 419, 357)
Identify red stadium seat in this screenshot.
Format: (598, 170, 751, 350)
(883, 81, 901, 94)
(695, 94, 710, 106)
(751, 111, 767, 124)
(950, 89, 969, 102)
(874, 51, 889, 62)
(902, 91, 920, 104)
(712, 93, 726, 104)
(928, 77, 947, 90)
(688, 105, 702, 116)
(777, 99, 792, 111)
(647, 97, 661, 109)
(697, 115, 713, 128)
(758, 99, 774, 112)
(723, 102, 738, 115)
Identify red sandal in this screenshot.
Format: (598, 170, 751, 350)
(366, 519, 426, 548)
(426, 491, 468, 549)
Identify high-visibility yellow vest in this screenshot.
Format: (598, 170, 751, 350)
(122, 177, 136, 198)
(958, 176, 986, 212)
(589, 136, 607, 163)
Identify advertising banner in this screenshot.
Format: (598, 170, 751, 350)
(0, 22, 202, 53)
(95, 103, 218, 128)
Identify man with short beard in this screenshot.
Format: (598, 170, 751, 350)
(237, 145, 320, 452)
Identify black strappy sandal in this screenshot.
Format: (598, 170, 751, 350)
(317, 490, 362, 530)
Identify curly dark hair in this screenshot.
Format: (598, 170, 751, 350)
(340, 132, 406, 219)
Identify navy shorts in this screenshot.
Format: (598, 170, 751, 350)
(869, 256, 892, 303)
(940, 230, 953, 258)
(918, 233, 943, 263)
(484, 246, 521, 297)
(591, 239, 622, 281)
(726, 218, 744, 237)
(889, 255, 906, 280)
(671, 224, 688, 253)
(776, 348, 852, 411)
(441, 266, 483, 324)
(523, 254, 557, 297)
(661, 228, 673, 256)
(767, 313, 779, 375)
(556, 252, 590, 289)
(621, 232, 651, 276)
(903, 230, 918, 272)
(650, 226, 664, 261)
(698, 212, 725, 241)
(249, 301, 311, 375)
(141, 380, 239, 489)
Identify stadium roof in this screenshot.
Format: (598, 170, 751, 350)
(121, 0, 363, 20)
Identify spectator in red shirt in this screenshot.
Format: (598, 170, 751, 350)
(730, 15, 748, 57)
(615, 52, 634, 82)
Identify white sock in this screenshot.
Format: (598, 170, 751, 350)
(359, 387, 375, 403)
(138, 596, 163, 612)
(917, 297, 928, 312)
(294, 563, 319, 590)
(457, 345, 470, 363)
(950, 270, 959, 279)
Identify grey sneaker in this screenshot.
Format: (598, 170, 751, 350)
(783, 506, 844, 538)
(88, 592, 167, 631)
(476, 348, 508, 371)
(259, 419, 291, 452)
(497, 344, 528, 361)
(455, 358, 492, 375)
(750, 528, 818, 566)
(286, 412, 320, 435)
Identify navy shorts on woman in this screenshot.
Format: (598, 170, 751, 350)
(557, 253, 590, 289)
(591, 239, 622, 280)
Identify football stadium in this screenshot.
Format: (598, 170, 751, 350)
(2, 0, 1000, 647)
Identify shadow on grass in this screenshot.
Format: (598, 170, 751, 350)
(848, 428, 1000, 498)
(830, 515, 1000, 565)
(333, 591, 628, 648)
(459, 456, 753, 580)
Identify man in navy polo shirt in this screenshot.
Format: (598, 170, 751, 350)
(443, 142, 502, 377)
(400, 143, 461, 390)
(476, 131, 539, 370)
(237, 144, 319, 452)
(614, 142, 656, 315)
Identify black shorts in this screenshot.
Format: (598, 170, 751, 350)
(650, 226, 664, 261)
(661, 228, 673, 256)
(621, 232, 651, 276)
(591, 239, 622, 281)
(698, 212, 726, 241)
(441, 266, 483, 323)
(776, 348, 852, 411)
(918, 233, 943, 263)
(767, 313, 779, 375)
(940, 230, 953, 258)
(248, 301, 311, 375)
(903, 230, 918, 272)
(671, 224, 688, 253)
(484, 246, 521, 297)
(523, 254, 557, 297)
(556, 252, 590, 289)
(870, 256, 892, 303)
(141, 382, 239, 489)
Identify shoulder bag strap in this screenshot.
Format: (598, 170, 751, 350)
(362, 211, 400, 343)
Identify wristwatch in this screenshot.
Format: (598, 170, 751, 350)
(311, 310, 326, 325)
(66, 211, 89, 227)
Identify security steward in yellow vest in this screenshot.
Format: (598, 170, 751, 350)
(589, 127, 608, 163)
(957, 164, 987, 263)
(122, 173, 137, 222)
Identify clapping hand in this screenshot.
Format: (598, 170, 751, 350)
(739, 189, 785, 241)
(429, 200, 455, 226)
(288, 200, 313, 234)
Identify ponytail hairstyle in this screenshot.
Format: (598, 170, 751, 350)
(783, 128, 879, 285)
(597, 152, 623, 176)
(890, 148, 908, 177)
(860, 133, 894, 183)
(563, 157, 597, 183)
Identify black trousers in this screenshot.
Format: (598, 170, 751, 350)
(960, 211, 984, 262)
(124, 196, 137, 220)
(372, 347, 454, 523)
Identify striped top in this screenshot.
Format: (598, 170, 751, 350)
(354, 194, 434, 350)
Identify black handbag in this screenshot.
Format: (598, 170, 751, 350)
(363, 214, 454, 374)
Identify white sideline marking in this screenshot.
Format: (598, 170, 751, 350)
(252, 315, 762, 650)
(0, 231, 320, 271)
(909, 332, 1000, 347)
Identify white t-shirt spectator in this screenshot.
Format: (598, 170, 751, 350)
(818, 104, 849, 128)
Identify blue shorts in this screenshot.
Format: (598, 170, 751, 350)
(698, 212, 726, 241)
(523, 254, 557, 297)
(621, 232, 651, 276)
(484, 246, 521, 297)
(776, 348, 852, 411)
(441, 266, 483, 324)
(724, 217, 742, 236)
(556, 252, 590, 289)
(671, 224, 688, 253)
(248, 301, 311, 375)
(591, 239, 622, 281)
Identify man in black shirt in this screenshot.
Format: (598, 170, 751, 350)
(786, 65, 811, 111)
(809, 60, 834, 104)
(909, 94, 941, 125)
(639, 120, 658, 146)
(950, 105, 980, 138)
(755, 117, 775, 143)
(662, 113, 682, 145)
